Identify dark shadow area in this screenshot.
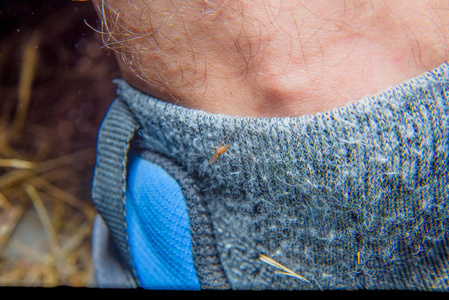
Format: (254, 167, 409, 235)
(0, 0, 120, 286)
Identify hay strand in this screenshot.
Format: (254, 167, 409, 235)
(260, 254, 310, 283)
(13, 31, 41, 134)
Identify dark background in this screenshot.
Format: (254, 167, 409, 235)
(0, 0, 120, 286)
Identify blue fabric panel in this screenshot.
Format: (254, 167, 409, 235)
(125, 154, 201, 290)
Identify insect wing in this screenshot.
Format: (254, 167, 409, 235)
(209, 151, 221, 165)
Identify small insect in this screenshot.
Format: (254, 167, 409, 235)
(209, 142, 231, 165)
(206, 133, 255, 166)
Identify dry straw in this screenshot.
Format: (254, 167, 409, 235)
(0, 1, 107, 287)
(260, 254, 310, 283)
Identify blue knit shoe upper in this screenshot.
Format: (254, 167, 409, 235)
(125, 154, 201, 290)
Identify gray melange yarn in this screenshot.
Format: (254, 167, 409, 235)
(111, 63, 448, 290)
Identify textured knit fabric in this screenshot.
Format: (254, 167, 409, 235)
(92, 63, 449, 290)
(125, 153, 201, 289)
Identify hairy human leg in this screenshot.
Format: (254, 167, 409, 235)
(92, 0, 449, 117)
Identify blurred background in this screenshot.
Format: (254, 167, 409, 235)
(0, 0, 121, 286)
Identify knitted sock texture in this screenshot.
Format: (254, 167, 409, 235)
(115, 63, 449, 290)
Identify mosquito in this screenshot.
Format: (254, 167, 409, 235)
(209, 142, 232, 165)
(204, 132, 255, 166)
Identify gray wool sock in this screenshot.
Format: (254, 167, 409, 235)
(94, 63, 449, 290)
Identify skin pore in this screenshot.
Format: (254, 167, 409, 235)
(92, 0, 449, 117)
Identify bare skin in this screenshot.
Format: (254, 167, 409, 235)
(92, 0, 449, 117)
